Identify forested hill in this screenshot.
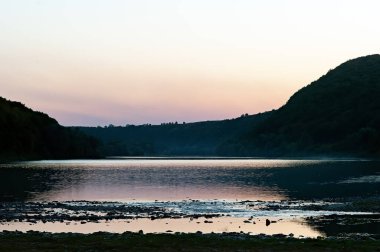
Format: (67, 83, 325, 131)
(219, 54, 380, 157)
(77, 112, 272, 156)
(3, 54, 379, 159)
(0, 97, 100, 161)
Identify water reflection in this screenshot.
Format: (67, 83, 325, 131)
(2, 217, 322, 238)
(0, 159, 379, 202)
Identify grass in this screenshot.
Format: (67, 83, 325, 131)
(0, 232, 379, 252)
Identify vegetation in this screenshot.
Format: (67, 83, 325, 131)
(77, 112, 272, 156)
(219, 54, 380, 157)
(78, 54, 380, 158)
(0, 232, 379, 252)
(0, 97, 100, 161)
(2, 54, 380, 159)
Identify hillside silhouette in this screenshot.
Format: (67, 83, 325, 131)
(79, 55, 380, 157)
(2, 54, 380, 159)
(219, 54, 380, 157)
(78, 112, 272, 156)
(0, 97, 100, 161)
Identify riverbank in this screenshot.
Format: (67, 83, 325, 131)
(1, 199, 379, 238)
(1, 231, 379, 251)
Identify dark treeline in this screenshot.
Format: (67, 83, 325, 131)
(77, 112, 272, 156)
(0, 97, 100, 161)
(2, 54, 380, 160)
(80, 54, 380, 158)
(219, 54, 380, 157)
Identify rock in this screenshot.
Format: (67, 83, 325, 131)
(266, 219, 270, 226)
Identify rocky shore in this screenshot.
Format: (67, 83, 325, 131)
(1, 198, 379, 224)
(0, 231, 379, 251)
(0, 198, 379, 241)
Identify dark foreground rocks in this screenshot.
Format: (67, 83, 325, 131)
(0, 201, 222, 223)
(0, 231, 379, 252)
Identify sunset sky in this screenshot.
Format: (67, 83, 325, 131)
(1, 0, 379, 126)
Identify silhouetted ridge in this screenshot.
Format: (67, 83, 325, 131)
(219, 54, 380, 157)
(4, 54, 378, 159)
(0, 97, 100, 161)
(78, 112, 272, 156)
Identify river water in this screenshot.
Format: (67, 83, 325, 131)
(0, 158, 379, 237)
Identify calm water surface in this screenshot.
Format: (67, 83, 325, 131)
(0, 159, 379, 202)
(0, 159, 379, 237)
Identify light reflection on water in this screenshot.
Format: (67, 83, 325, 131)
(0, 159, 379, 202)
(0, 159, 379, 236)
(1, 217, 322, 238)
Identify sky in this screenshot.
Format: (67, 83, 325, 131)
(0, 0, 379, 126)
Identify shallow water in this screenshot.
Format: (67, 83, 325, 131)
(1, 217, 322, 238)
(0, 158, 379, 237)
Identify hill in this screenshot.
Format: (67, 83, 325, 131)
(0, 97, 100, 161)
(77, 112, 272, 156)
(4, 54, 378, 159)
(218, 54, 380, 157)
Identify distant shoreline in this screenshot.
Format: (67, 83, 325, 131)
(106, 156, 375, 161)
(2, 156, 375, 163)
